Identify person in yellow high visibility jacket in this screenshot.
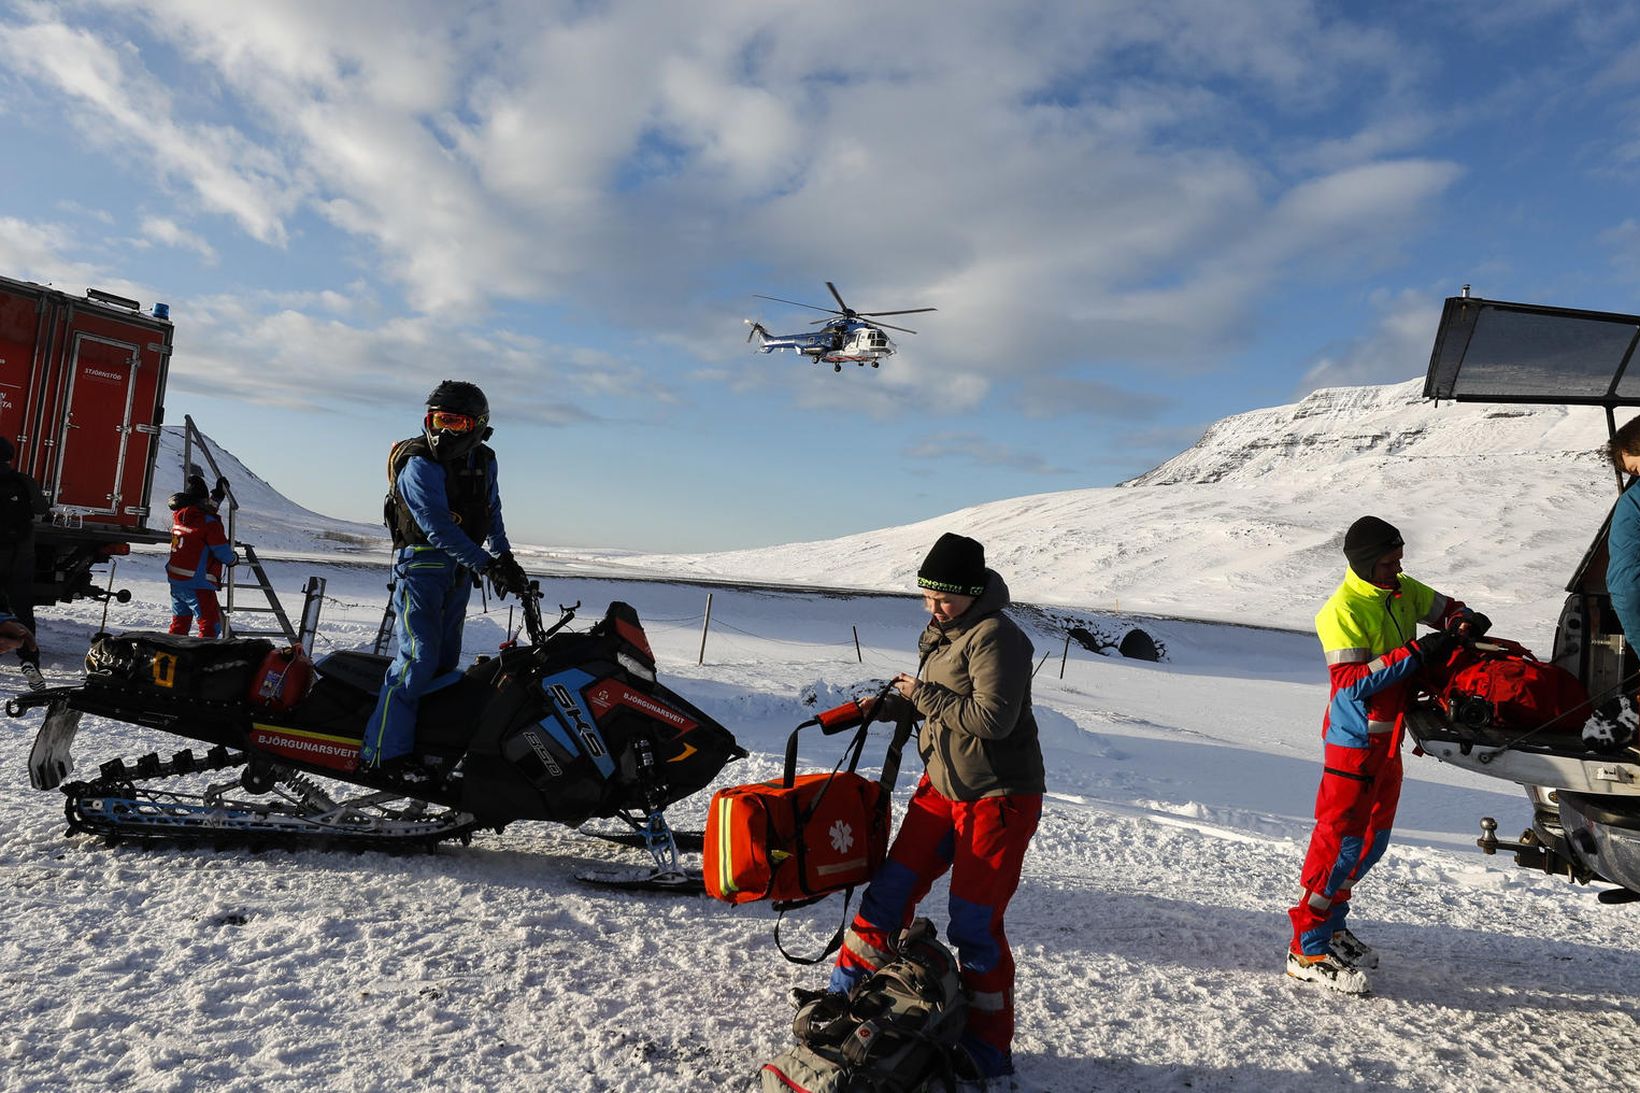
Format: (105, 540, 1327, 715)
(1285, 515, 1489, 994)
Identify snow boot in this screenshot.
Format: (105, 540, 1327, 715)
(1330, 927, 1379, 969)
(1285, 949, 1369, 994)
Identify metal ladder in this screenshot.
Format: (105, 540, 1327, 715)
(181, 416, 325, 646)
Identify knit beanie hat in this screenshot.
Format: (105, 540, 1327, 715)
(1343, 516, 1403, 581)
(918, 533, 988, 597)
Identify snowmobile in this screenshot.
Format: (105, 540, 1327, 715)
(8, 590, 747, 890)
(1410, 290, 1640, 903)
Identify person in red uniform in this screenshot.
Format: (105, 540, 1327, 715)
(1286, 516, 1488, 993)
(166, 474, 236, 638)
(828, 533, 1044, 1090)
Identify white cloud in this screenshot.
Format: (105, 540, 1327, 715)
(0, 2, 1476, 414)
(904, 431, 1072, 476)
(139, 216, 216, 262)
(1297, 289, 1442, 392)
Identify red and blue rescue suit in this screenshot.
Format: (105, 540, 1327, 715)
(827, 573, 1045, 1081)
(1288, 567, 1466, 955)
(361, 440, 509, 768)
(167, 503, 234, 638)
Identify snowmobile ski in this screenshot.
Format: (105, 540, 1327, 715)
(581, 826, 707, 852)
(575, 867, 707, 895)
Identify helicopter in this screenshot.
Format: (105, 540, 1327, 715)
(745, 281, 935, 372)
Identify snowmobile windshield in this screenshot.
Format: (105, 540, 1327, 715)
(1425, 295, 1640, 407)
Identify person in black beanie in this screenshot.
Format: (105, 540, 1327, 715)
(825, 532, 1044, 1089)
(1285, 515, 1490, 994)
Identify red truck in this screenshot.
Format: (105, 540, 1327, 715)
(0, 272, 173, 605)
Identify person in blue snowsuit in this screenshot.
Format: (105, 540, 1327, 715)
(364, 381, 530, 775)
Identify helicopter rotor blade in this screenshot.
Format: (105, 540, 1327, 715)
(858, 308, 938, 316)
(753, 293, 842, 316)
(826, 281, 853, 315)
(861, 319, 919, 335)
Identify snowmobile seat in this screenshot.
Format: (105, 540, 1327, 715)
(313, 650, 392, 697)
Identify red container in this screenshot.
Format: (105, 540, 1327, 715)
(0, 274, 172, 528)
(249, 645, 316, 712)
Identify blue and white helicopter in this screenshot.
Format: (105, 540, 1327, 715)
(745, 281, 936, 372)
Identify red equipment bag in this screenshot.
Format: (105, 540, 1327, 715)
(1422, 637, 1590, 735)
(248, 644, 316, 712)
(705, 698, 905, 906)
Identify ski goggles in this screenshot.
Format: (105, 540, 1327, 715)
(426, 409, 485, 434)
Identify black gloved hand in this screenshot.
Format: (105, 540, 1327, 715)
(1411, 629, 1460, 665)
(1448, 608, 1491, 640)
(486, 551, 530, 600)
(211, 475, 230, 503)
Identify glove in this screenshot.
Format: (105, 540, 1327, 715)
(486, 551, 530, 599)
(1448, 608, 1491, 639)
(211, 476, 229, 503)
(1411, 629, 1460, 664)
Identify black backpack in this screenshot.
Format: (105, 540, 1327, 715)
(759, 919, 968, 1092)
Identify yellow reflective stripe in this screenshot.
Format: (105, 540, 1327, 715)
(716, 797, 737, 895)
(841, 929, 893, 969)
(1325, 648, 1370, 665)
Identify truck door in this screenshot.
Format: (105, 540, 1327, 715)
(54, 332, 139, 515)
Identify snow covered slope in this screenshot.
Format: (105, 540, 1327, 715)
(147, 426, 388, 554)
(556, 379, 1616, 642)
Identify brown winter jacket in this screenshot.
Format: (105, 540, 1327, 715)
(909, 570, 1045, 801)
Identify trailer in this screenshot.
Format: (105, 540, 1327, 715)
(0, 273, 173, 605)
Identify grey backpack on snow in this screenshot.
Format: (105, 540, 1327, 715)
(758, 918, 967, 1092)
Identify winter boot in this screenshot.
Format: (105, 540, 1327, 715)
(1330, 927, 1379, 969)
(18, 661, 46, 692)
(1285, 949, 1369, 995)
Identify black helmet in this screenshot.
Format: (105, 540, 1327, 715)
(423, 380, 491, 460)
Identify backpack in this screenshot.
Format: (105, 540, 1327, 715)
(759, 918, 968, 1093)
(1421, 637, 1591, 736)
(0, 469, 38, 546)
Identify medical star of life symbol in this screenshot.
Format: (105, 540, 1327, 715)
(829, 820, 854, 854)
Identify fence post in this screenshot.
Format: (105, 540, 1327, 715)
(1059, 632, 1071, 679)
(698, 592, 714, 665)
(852, 625, 862, 664)
(1033, 651, 1050, 678)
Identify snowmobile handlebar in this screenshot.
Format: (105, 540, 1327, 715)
(519, 585, 578, 648)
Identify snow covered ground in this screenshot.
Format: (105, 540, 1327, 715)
(4, 550, 1638, 1093)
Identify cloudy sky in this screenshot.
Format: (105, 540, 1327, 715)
(3, 1, 1638, 550)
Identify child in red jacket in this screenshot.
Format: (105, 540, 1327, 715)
(167, 475, 235, 638)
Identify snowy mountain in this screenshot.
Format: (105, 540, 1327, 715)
(554, 379, 1617, 642)
(147, 426, 389, 554)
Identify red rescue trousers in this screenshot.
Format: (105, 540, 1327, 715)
(829, 777, 1041, 1073)
(1289, 731, 1404, 955)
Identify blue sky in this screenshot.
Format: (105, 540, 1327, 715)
(3, 1, 1639, 551)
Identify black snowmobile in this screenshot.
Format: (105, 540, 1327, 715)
(1411, 291, 1640, 903)
(10, 592, 746, 889)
